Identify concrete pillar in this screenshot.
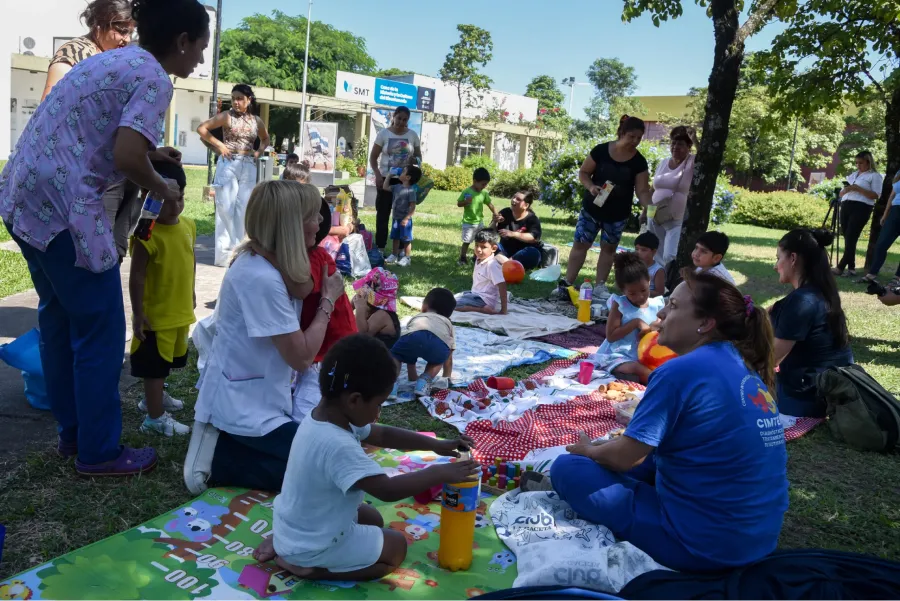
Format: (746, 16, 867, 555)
(354, 111, 367, 144)
(446, 127, 458, 167)
(518, 134, 531, 169)
(164, 96, 177, 147)
(485, 130, 496, 162)
(260, 102, 270, 130)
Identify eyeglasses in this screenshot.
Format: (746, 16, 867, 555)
(110, 22, 135, 37)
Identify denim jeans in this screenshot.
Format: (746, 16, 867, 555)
(868, 206, 900, 277)
(5, 224, 126, 464)
(499, 243, 542, 270)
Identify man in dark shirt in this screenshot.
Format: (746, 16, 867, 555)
(495, 190, 543, 270)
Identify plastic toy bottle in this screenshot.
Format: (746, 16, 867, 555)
(132, 193, 163, 241)
(438, 452, 480, 572)
(577, 280, 593, 323)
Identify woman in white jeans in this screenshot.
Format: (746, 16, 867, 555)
(646, 126, 696, 267)
(197, 84, 271, 266)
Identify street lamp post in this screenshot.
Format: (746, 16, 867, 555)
(206, 0, 223, 186)
(562, 77, 589, 115)
(298, 0, 313, 159)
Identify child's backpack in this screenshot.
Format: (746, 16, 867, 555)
(415, 177, 434, 205)
(539, 243, 559, 268)
(817, 364, 900, 452)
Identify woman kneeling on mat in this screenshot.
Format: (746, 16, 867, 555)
(547, 270, 788, 571)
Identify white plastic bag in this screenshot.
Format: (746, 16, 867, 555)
(343, 233, 371, 278)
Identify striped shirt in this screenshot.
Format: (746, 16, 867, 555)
(49, 37, 101, 68)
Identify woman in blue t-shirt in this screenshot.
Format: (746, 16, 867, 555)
(771, 229, 853, 417)
(547, 270, 788, 572)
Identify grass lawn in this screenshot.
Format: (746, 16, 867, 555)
(1, 185, 900, 580)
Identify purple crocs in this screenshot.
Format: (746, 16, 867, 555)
(75, 446, 158, 477)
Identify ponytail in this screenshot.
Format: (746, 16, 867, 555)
(617, 114, 646, 138)
(682, 269, 776, 391)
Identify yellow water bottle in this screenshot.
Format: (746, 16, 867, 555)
(437, 453, 480, 571)
(577, 279, 593, 323)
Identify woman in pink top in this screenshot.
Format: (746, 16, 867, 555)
(0, 0, 210, 477)
(646, 126, 697, 267)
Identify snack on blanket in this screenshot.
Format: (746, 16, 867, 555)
(614, 400, 640, 426)
(608, 381, 632, 392)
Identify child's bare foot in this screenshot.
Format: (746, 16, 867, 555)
(275, 556, 324, 579)
(253, 536, 277, 562)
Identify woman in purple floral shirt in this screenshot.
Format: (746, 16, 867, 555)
(0, 0, 210, 477)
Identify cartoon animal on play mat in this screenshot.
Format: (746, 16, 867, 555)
(0, 579, 33, 600)
(488, 550, 517, 573)
(389, 504, 441, 543)
(166, 501, 230, 542)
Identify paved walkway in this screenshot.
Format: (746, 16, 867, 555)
(0, 235, 225, 465)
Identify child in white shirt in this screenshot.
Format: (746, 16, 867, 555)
(692, 230, 736, 286)
(255, 334, 478, 582)
(454, 228, 509, 315)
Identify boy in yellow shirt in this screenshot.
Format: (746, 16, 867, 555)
(129, 161, 196, 436)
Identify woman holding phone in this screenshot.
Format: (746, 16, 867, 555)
(832, 151, 883, 277)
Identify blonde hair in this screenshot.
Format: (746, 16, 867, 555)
(855, 150, 877, 173)
(232, 180, 318, 284)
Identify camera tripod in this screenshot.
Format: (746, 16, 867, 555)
(821, 188, 842, 268)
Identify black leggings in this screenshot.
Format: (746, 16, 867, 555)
(375, 178, 401, 250)
(838, 200, 874, 271)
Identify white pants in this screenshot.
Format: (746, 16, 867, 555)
(291, 364, 321, 424)
(648, 217, 683, 267)
(214, 155, 257, 266)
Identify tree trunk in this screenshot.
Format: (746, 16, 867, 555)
(863, 85, 900, 269)
(676, 0, 745, 268)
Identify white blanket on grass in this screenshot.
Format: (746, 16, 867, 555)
(401, 296, 583, 340)
(490, 490, 666, 592)
(395, 323, 576, 389)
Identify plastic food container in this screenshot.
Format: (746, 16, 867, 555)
(614, 400, 640, 426)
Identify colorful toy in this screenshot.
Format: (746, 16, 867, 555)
(501, 260, 525, 285)
(637, 331, 677, 370)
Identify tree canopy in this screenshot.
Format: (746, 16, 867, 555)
(525, 75, 566, 111)
(218, 11, 376, 95)
(438, 24, 494, 157)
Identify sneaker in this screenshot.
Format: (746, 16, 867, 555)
(592, 283, 611, 302)
(384, 254, 399, 264)
(138, 392, 184, 413)
(140, 412, 191, 437)
(398, 256, 411, 267)
(414, 377, 433, 398)
(549, 278, 572, 301)
(388, 382, 400, 400)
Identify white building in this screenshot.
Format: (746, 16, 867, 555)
(2, 0, 217, 161)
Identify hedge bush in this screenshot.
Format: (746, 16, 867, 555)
(335, 155, 356, 174)
(461, 154, 498, 173)
(489, 167, 542, 199)
(432, 165, 473, 191)
(731, 190, 830, 230)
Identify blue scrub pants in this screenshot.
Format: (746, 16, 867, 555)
(499, 243, 542, 270)
(6, 225, 125, 465)
(551, 453, 709, 572)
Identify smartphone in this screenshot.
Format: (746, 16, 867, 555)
(842, 180, 851, 187)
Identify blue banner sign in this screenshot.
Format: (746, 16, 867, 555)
(374, 78, 418, 110)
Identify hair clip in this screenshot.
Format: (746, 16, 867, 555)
(328, 364, 338, 391)
(743, 295, 754, 316)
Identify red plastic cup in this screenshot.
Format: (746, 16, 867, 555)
(487, 376, 515, 390)
(578, 361, 595, 385)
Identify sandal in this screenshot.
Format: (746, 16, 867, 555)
(853, 274, 877, 284)
(831, 267, 845, 276)
(75, 445, 158, 477)
(888, 278, 900, 287)
(520, 471, 554, 492)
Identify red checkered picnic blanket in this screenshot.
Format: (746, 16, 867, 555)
(433, 358, 823, 462)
